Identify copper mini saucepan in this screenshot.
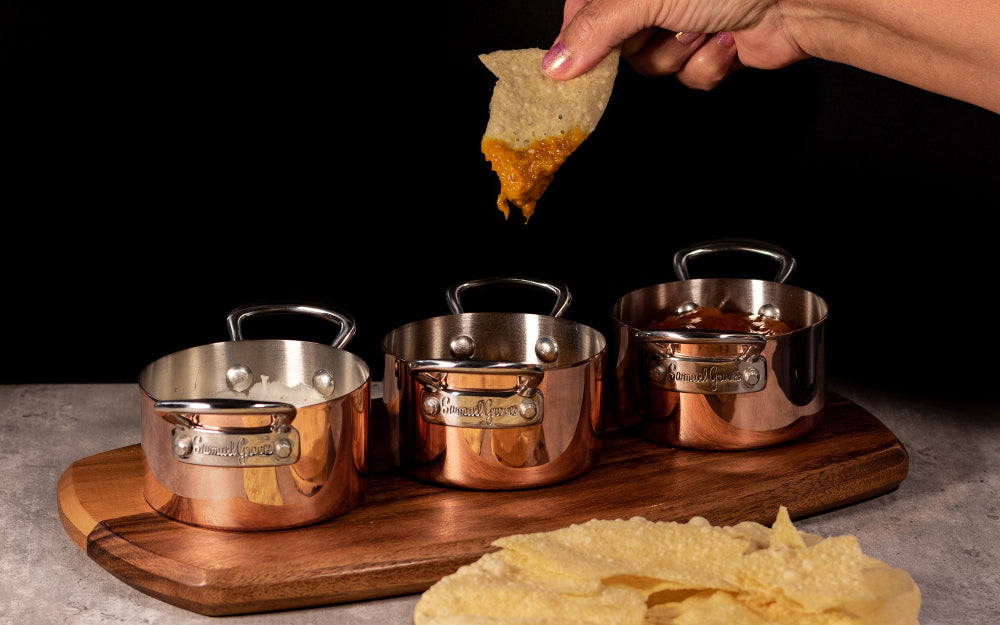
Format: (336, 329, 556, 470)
(382, 278, 607, 490)
(610, 239, 829, 450)
(139, 303, 370, 530)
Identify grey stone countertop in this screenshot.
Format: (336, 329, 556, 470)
(1, 379, 997, 625)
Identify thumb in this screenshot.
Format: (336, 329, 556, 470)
(543, 0, 657, 79)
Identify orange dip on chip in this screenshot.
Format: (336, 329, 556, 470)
(482, 127, 586, 220)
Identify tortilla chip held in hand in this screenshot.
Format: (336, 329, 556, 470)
(480, 47, 619, 221)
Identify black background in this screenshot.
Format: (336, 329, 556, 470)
(4, 1, 998, 398)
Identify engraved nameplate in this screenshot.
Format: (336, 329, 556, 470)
(651, 356, 767, 394)
(170, 425, 301, 467)
(419, 390, 544, 428)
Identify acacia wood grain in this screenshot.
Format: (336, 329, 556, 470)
(57, 393, 908, 616)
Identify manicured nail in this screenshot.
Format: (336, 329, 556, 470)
(542, 42, 572, 75)
(675, 32, 703, 45)
(715, 31, 736, 47)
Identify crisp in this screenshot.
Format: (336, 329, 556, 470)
(414, 550, 647, 625)
(492, 516, 748, 592)
(479, 47, 619, 221)
(413, 506, 921, 625)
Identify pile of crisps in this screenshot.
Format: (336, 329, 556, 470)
(414, 507, 920, 624)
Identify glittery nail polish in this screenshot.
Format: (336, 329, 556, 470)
(675, 32, 703, 45)
(542, 42, 572, 75)
(715, 31, 736, 47)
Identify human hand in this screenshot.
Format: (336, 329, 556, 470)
(542, 0, 809, 90)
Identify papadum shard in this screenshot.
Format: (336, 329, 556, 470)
(480, 47, 619, 221)
(414, 507, 921, 625)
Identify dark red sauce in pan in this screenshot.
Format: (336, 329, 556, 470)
(645, 306, 798, 337)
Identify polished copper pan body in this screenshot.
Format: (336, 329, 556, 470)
(140, 316, 370, 531)
(383, 310, 606, 490)
(612, 273, 828, 451)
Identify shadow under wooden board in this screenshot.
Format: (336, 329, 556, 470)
(57, 392, 908, 616)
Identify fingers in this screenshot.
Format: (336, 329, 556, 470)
(620, 27, 659, 59)
(544, 0, 660, 79)
(545, 0, 742, 91)
(621, 28, 741, 91)
(673, 32, 741, 91)
(627, 30, 708, 75)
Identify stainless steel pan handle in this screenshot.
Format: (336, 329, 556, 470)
(636, 329, 766, 360)
(226, 303, 357, 349)
(446, 277, 572, 318)
(156, 398, 297, 430)
(635, 329, 768, 394)
(672, 239, 796, 283)
(408, 359, 545, 428)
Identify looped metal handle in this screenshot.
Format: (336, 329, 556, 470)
(635, 329, 767, 362)
(408, 359, 545, 428)
(155, 398, 298, 432)
(635, 329, 768, 394)
(445, 277, 572, 318)
(410, 359, 544, 394)
(226, 303, 356, 349)
(155, 399, 301, 467)
(672, 239, 796, 284)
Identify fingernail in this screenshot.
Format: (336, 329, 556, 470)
(542, 42, 572, 75)
(715, 31, 735, 47)
(675, 32, 703, 45)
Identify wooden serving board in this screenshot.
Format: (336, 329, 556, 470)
(57, 393, 908, 616)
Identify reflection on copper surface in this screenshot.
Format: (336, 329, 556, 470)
(142, 383, 370, 531)
(382, 309, 608, 490)
(399, 362, 604, 490)
(611, 277, 828, 451)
